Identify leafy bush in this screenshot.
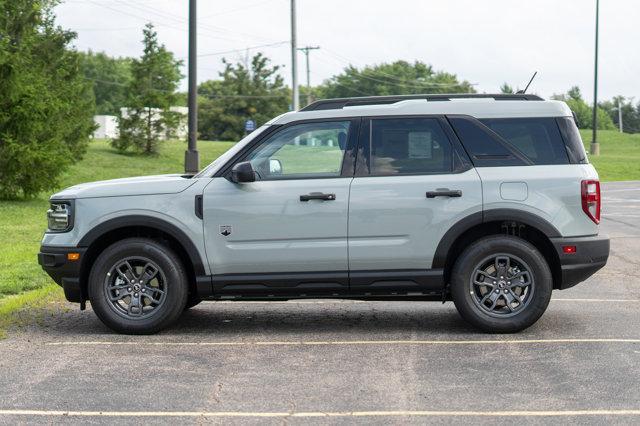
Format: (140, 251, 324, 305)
(0, 0, 95, 199)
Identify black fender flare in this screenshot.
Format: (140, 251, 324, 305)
(432, 208, 561, 269)
(78, 215, 207, 276)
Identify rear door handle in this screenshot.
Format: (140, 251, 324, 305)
(426, 189, 462, 198)
(300, 192, 336, 201)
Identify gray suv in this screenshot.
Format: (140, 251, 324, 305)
(38, 94, 610, 334)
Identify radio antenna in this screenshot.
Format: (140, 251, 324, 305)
(517, 71, 538, 94)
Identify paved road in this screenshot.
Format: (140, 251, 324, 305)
(0, 181, 639, 424)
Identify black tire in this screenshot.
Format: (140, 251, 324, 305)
(88, 238, 188, 334)
(450, 235, 552, 333)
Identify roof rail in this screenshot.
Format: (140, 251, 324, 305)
(300, 93, 544, 112)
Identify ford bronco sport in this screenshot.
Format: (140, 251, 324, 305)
(39, 94, 610, 334)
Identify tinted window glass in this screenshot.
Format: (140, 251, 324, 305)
(369, 118, 453, 175)
(481, 118, 569, 165)
(244, 121, 349, 180)
(556, 117, 588, 164)
(448, 117, 525, 167)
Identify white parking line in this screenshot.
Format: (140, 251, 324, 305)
(551, 298, 639, 302)
(0, 409, 638, 418)
(44, 338, 640, 347)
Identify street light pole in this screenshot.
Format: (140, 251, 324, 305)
(590, 0, 600, 156)
(185, 0, 200, 173)
(290, 0, 299, 111)
(298, 46, 320, 106)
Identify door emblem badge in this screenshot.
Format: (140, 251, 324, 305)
(219, 225, 232, 237)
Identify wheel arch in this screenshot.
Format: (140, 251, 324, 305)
(434, 209, 563, 290)
(78, 215, 207, 301)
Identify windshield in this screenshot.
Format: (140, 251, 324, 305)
(194, 125, 271, 178)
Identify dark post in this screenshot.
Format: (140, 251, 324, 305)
(590, 0, 600, 156)
(185, 0, 200, 173)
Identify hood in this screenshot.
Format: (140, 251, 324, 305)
(51, 174, 198, 200)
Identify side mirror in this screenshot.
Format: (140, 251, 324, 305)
(269, 159, 283, 175)
(230, 161, 256, 183)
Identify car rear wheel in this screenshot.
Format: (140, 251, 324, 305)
(450, 235, 552, 333)
(88, 238, 188, 334)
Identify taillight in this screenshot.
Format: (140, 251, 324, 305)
(581, 180, 601, 224)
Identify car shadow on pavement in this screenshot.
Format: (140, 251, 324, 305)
(17, 300, 510, 339)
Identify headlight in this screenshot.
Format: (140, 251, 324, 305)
(47, 201, 74, 232)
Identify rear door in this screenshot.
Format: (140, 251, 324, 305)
(348, 116, 482, 293)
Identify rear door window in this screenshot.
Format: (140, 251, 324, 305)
(480, 118, 570, 165)
(367, 118, 454, 175)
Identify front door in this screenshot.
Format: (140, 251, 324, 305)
(348, 116, 482, 292)
(203, 119, 358, 295)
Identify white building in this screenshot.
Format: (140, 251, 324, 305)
(119, 107, 188, 141)
(92, 115, 119, 139)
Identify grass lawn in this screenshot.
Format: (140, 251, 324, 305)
(0, 130, 638, 334)
(580, 130, 640, 181)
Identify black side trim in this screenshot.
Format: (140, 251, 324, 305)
(350, 269, 444, 293)
(77, 215, 207, 276)
(432, 209, 561, 269)
(209, 270, 444, 298)
(212, 271, 349, 295)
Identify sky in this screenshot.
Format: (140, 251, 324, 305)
(56, 0, 639, 103)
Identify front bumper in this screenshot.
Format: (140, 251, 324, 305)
(550, 235, 610, 289)
(38, 246, 87, 302)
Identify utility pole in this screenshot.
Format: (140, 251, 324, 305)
(590, 0, 600, 156)
(618, 98, 623, 133)
(298, 46, 320, 106)
(290, 0, 299, 111)
(185, 0, 200, 173)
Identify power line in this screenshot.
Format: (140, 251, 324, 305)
(82, 0, 268, 44)
(113, 0, 277, 44)
(196, 41, 288, 58)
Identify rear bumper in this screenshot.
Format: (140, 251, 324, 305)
(37, 246, 86, 302)
(550, 235, 610, 289)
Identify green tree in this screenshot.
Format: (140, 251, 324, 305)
(198, 53, 289, 141)
(318, 60, 475, 98)
(600, 96, 640, 134)
(80, 51, 132, 115)
(552, 86, 615, 130)
(0, 0, 95, 199)
(112, 24, 183, 154)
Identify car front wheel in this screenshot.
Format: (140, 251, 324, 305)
(88, 238, 188, 334)
(450, 235, 552, 333)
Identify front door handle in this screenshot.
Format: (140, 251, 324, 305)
(300, 192, 336, 202)
(426, 189, 462, 198)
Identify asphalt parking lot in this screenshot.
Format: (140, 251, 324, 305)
(0, 181, 638, 424)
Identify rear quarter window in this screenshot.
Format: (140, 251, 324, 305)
(480, 118, 570, 165)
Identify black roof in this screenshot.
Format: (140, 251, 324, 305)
(300, 93, 544, 112)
